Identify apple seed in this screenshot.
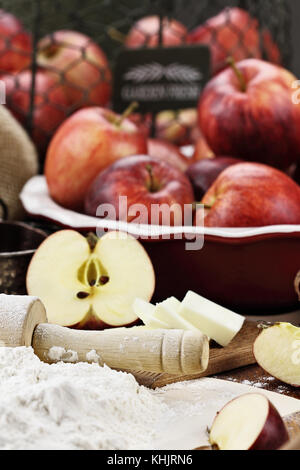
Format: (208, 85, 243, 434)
(77, 292, 90, 300)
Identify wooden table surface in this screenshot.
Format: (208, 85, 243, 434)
(217, 364, 299, 399)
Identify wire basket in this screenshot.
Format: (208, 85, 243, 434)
(0, 0, 292, 159)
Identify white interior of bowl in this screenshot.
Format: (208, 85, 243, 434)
(21, 176, 300, 239)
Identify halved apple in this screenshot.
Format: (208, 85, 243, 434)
(27, 230, 155, 330)
(253, 323, 300, 387)
(210, 394, 289, 451)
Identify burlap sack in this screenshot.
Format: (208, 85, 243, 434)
(0, 106, 38, 221)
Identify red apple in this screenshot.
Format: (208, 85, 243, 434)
(37, 30, 112, 109)
(155, 108, 198, 146)
(0, 9, 32, 74)
(2, 70, 69, 154)
(84, 155, 195, 226)
(198, 58, 300, 170)
(125, 16, 187, 48)
(128, 112, 152, 139)
(262, 29, 281, 65)
(148, 138, 189, 172)
(45, 107, 148, 211)
(294, 163, 300, 185)
(188, 7, 261, 75)
(200, 162, 300, 227)
(210, 393, 289, 450)
(192, 131, 215, 162)
(187, 157, 242, 200)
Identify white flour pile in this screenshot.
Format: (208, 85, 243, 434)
(0, 347, 172, 450)
(0, 347, 298, 450)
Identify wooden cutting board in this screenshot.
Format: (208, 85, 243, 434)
(132, 321, 260, 389)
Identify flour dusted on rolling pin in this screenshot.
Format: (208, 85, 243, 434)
(0, 295, 37, 330)
(48, 347, 78, 363)
(0, 295, 41, 347)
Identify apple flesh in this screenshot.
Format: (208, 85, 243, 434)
(198, 58, 300, 170)
(148, 139, 189, 172)
(186, 157, 242, 200)
(45, 107, 147, 211)
(254, 323, 300, 388)
(0, 9, 32, 74)
(188, 7, 261, 75)
(210, 393, 289, 450)
(125, 16, 187, 48)
(84, 155, 195, 226)
(26, 230, 155, 330)
(2, 70, 70, 154)
(200, 163, 300, 227)
(37, 30, 112, 109)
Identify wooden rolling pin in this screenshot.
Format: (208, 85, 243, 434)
(0, 295, 209, 375)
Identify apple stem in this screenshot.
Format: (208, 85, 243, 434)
(115, 101, 139, 127)
(87, 233, 99, 251)
(107, 27, 127, 44)
(226, 57, 247, 92)
(192, 202, 212, 211)
(146, 164, 159, 193)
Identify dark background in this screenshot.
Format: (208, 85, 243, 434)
(288, 0, 300, 76)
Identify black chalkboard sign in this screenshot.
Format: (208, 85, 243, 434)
(113, 45, 210, 113)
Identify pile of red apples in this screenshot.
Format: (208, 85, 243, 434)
(2, 7, 300, 227)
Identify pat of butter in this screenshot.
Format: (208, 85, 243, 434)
(133, 298, 169, 329)
(154, 297, 198, 332)
(179, 291, 245, 346)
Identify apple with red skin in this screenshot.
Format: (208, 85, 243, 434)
(45, 107, 147, 212)
(188, 7, 261, 75)
(125, 16, 187, 48)
(148, 139, 189, 172)
(0, 9, 32, 74)
(210, 393, 289, 450)
(199, 162, 300, 228)
(198, 59, 300, 171)
(37, 30, 111, 109)
(84, 155, 195, 226)
(192, 132, 215, 162)
(294, 163, 300, 185)
(187, 157, 241, 200)
(3, 70, 69, 154)
(128, 112, 152, 139)
(262, 30, 281, 65)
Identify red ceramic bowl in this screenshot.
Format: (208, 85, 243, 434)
(21, 176, 300, 314)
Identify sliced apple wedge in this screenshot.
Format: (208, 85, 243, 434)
(133, 298, 169, 329)
(253, 323, 300, 387)
(27, 230, 155, 329)
(210, 394, 289, 451)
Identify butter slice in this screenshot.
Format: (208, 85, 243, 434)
(179, 291, 245, 346)
(133, 298, 169, 329)
(154, 297, 198, 331)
